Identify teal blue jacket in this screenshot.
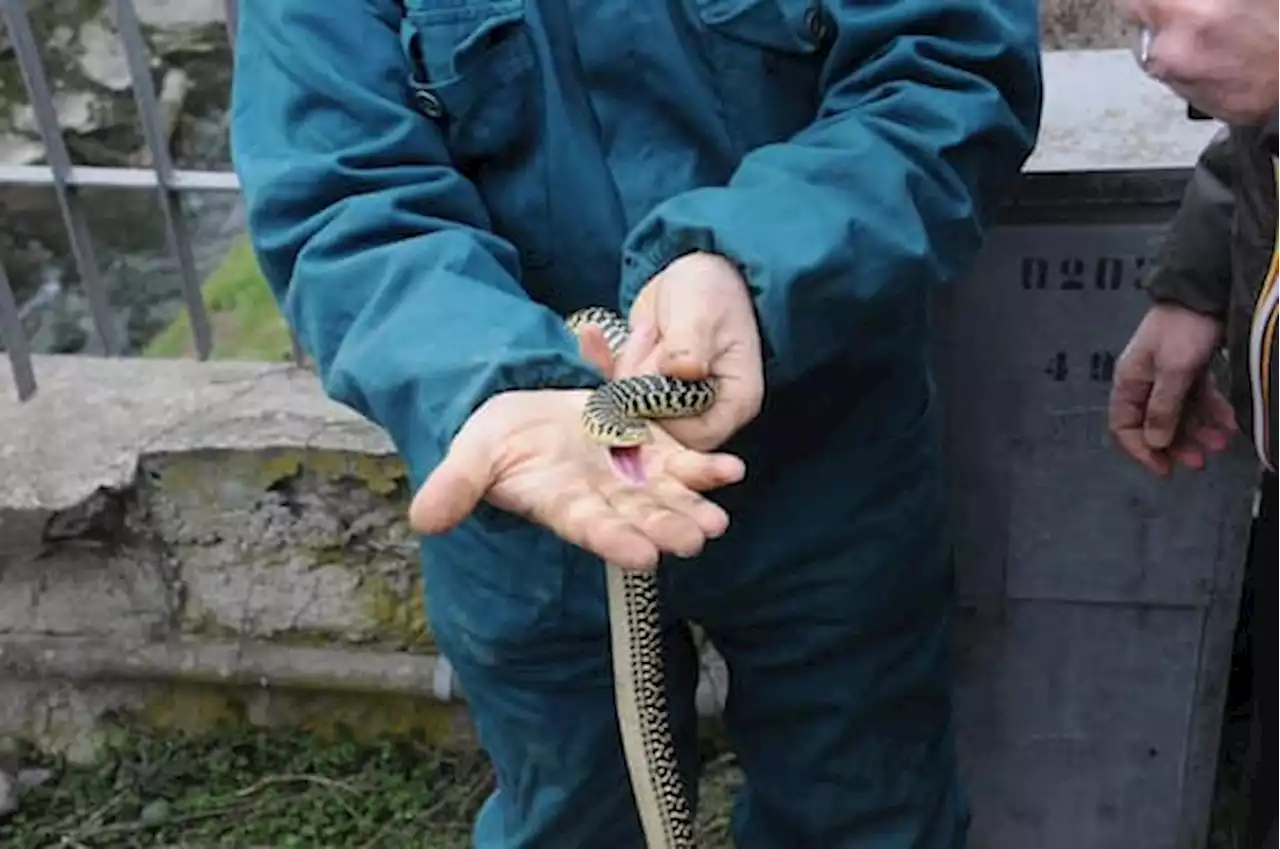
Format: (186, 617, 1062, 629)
(230, 0, 1042, 487)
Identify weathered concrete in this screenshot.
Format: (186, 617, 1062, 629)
(0, 356, 425, 755)
(0, 356, 392, 513)
(1027, 50, 1221, 174)
(1040, 0, 1137, 50)
(0, 357, 426, 649)
(0, 354, 731, 760)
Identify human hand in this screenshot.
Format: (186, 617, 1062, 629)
(406, 385, 746, 571)
(610, 251, 765, 452)
(1124, 0, 1278, 123)
(1108, 303, 1237, 476)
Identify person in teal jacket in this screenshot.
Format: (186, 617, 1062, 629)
(230, 1, 1042, 846)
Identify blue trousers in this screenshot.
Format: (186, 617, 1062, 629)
(422, 365, 969, 848)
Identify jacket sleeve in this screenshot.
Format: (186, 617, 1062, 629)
(1142, 128, 1237, 318)
(617, 0, 1043, 387)
(229, 1, 602, 483)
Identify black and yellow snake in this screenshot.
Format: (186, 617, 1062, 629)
(566, 307, 716, 849)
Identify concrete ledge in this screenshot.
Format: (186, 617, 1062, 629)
(0, 354, 390, 516)
(0, 354, 730, 757)
(0, 634, 728, 717)
(0, 636, 453, 699)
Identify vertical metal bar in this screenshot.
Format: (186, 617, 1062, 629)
(109, 0, 214, 360)
(223, 0, 238, 48)
(0, 257, 37, 401)
(0, 0, 122, 357)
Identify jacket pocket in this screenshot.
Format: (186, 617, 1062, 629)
(400, 0, 553, 268)
(689, 0, 827, 153)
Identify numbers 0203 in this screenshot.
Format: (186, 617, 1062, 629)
(1019, 255, 1152, 292)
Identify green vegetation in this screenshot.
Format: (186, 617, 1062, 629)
(0, 723, 743, 848)
(143, 237, 294, 363)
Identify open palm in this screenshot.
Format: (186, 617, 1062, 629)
(408, 386, 744, 570)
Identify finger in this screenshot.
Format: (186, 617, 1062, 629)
(1188, 421, 1232, 453)
(615, 322, 659, 378)
(408, 434, 496, 535)
(1108, 371, 1153, 435)
(535, 482, 660, 570)
(1178, 389, 1234, 455)
(656, 446, 746, 491)
(661, 417, 734, 454)
(1203, 384, 1239, 432)
(1112, 426, 1172, 476)
(661, 345, 764, 452)
(1107, 376, 1172, 475)
(1171, 442, 1206, 470)
(601, 482, 708, 559)
(649, 478, 731, 539)
(576, 325, 616, 377)
(655, 296, 715, 381)
(1144, 367, 1197, 450)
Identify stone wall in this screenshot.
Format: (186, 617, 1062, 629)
(0, 355, 727, 762)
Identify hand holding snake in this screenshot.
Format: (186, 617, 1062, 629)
(408, 252, 762, 566)
(611, 252, 765, 453)
(407, 385, 740, 569)
(409, 250, 763, 849)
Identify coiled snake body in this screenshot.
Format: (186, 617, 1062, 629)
(566, 307, 716, 849)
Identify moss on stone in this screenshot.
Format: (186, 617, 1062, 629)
(291, 692, 464, 746)
(140, 685, 251, 736)
(153, 443, 432, 649)
(180, 606, 244, 641)
(138, 683, 466, 747)
(347, 452, 409, 496)
(157, 447, 406, 502)
(361, 573, 434, 652)
(150, 449, 301, 505)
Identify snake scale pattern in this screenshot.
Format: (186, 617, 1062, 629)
(566, 307, 716, 849)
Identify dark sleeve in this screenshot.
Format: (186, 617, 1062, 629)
(1143, 128, 1237, 318)
(617, 0, 1043, 386)
(229, 1, 602, 486)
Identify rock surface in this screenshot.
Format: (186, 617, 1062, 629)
(0, 0, 236, 356)
(0, 768, 14, 819)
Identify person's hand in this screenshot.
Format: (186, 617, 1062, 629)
(610, 251, 765, 452)
(1124, 0, 1278, 124)
(406, 382, 746, 571)
(1108, 302, 1238, 476)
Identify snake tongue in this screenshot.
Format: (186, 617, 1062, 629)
(610, 446, 646, 483)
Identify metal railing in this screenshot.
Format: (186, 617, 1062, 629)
(0, 0, 298, 402)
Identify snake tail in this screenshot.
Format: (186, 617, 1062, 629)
(607, 565, 697, 849)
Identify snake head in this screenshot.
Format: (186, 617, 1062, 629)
(583, 415, 653, 448)
(582, 387, 654, 448)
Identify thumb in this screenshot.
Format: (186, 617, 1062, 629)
(1144, 365, 1197, 450)
(657, 296, 715, 380)
(575, 325, 617, 378)
(408, 432, 495, 535)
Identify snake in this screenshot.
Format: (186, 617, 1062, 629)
(565, 306, 717, 849)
